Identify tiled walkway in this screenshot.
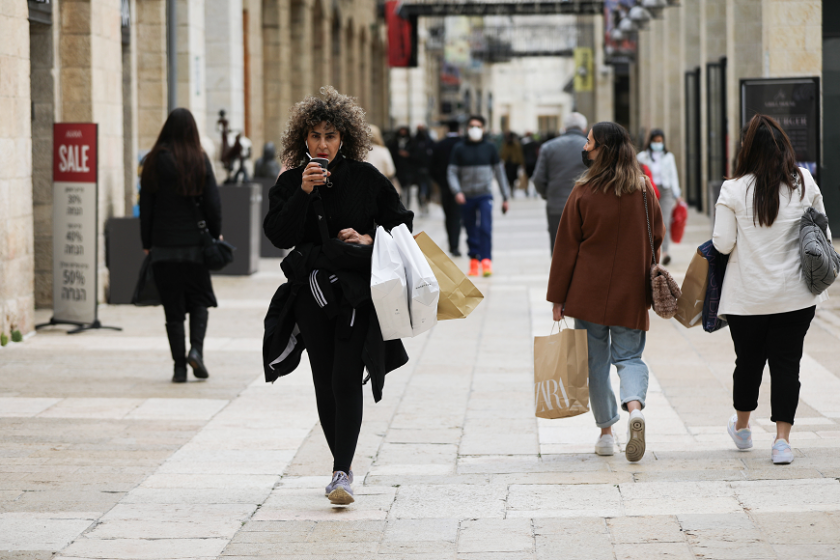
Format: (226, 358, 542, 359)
(2, 195, 840, 559)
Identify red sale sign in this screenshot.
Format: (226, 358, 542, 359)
(54, 123, 97, 183)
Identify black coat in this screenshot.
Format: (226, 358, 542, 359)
(262, 155, 414, 402)
(139, 151, 221, 250)
(431, 135, 462, 189)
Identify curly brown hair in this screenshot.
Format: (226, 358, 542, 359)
(280, 86, 371, 169)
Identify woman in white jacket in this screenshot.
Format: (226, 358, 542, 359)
(637, 129, 681, 264)
(713, 114, 830, 465)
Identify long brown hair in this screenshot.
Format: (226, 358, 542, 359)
(575, 121, 646, 196)
(141, 108, 206, 196)
(733, 114, 804, 227)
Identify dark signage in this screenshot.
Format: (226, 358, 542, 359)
(740, 77, 820, 181)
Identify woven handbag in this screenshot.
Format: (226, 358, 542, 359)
(641, 180, 681, 319)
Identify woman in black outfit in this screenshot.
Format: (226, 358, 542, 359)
(264, 86, 412, 505)
(139, 108, 222, 383)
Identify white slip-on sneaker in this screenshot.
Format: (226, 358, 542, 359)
(325, 469, 353, 496)
(626, 410, 646, 462)
(727, 414, 753, 450)
(772, 439, 794, 465)
(595, 432, 615, 456)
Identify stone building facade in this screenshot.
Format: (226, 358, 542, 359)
(1, 0, 389, 339)
(631, 0, 823, 213)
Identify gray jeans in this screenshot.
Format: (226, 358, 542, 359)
(658, 186, 675, 255)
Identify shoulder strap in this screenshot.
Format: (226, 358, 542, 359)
(640, 179, 657, 266)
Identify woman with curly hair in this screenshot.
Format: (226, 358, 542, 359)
(264, 87, 413, 505)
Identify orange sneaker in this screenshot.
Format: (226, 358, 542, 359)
(468, 258, 480, 277)
(481, 259, 493, 277)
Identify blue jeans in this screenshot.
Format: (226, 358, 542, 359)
(460, 194, 493, 261)
(575, 319, 649, 429)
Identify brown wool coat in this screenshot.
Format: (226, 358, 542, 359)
(547, 182, 665, 331)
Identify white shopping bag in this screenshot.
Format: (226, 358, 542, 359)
(370, 226, 412, 340)
(391, 224, 440, 336)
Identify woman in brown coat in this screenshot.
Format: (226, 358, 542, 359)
(547, 122, 664, 462)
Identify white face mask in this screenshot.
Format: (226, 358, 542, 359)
(650, 142, 664, 152)
(468, 127, 483, 142)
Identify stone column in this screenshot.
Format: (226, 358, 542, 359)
(593, 14, 614, 124)
(60, 0, 126, 302)
(205, 0, 245, 147)
(344, 20, 357, 98)
(176, 0, 207, 136)
(726, 0, 762, 171)
(245, 0, 264, 153)
(699, 0, 726, 211)
(290, 0, 313, 103)
(312, 0, 331, 93)
(136, 0, 168, 152)
(359, 27, 371, 115)
(665, 7, 683, 181)
(331, 11, 344, 93)
(681, 0, 701, 201)
(262, 0, 282, 146)
(0, 1, 34, 335)
(31, 11, 56, 308)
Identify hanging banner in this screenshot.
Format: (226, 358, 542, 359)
(52, 123, 98, 325)
(574, 47, 593, 92)
(740, 78, 820, 180)
(386, 0, 417, 67)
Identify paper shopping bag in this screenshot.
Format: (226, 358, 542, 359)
(414, 231, 484, 320)
(533, 326, 590, 419)
(370, 226, 413, 340)
(674, 249, 709, 328)
(391, 224, 440, 337)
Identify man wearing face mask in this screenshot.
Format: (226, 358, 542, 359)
(637, 129, 681, 264)
(447, 115, 511, 277)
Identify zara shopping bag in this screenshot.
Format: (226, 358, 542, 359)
(391, 224, 440, 337)
(413, 231, 484, 320)
(534, 323, 590, 419)
(370, 226, 412, 340)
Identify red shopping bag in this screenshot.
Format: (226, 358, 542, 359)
(671, 200, 688, 243)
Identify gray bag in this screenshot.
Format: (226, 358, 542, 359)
(800, 207, 840, 295)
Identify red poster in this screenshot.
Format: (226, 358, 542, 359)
(386, 1, 413, 68)
(54, 123, 97, 183)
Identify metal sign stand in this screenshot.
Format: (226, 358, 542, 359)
(36, 123, 121, 335)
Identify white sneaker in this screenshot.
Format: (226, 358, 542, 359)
(727, 414, 753, 450)
(595, 432, 615, 456)
(626, 410, 646, 462)
(772, 439, 794, 465)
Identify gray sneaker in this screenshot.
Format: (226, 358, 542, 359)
(327, 471, 354, 505)
(325, 470, 353, 496)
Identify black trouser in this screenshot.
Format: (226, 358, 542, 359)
(294, 288, 369, 473)
(548, 212, 563, 255)
(438, 180, 462, 253)
(727, 306, 816, 425)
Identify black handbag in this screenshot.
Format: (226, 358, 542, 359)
(310, 188, 373, 273)
(131, 254, 161, 306)
(193, 198, 236, 271)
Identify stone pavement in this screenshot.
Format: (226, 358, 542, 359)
(2, 195, 840, 560)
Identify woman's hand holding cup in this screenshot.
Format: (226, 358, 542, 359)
(301, 161, 329, 193)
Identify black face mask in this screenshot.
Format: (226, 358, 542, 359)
(581, 149, 594, 168)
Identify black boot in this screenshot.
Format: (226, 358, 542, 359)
(188, 307, 209, 379)
(166, 322, 187, 383)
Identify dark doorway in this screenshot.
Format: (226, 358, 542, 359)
(823, 0, 840, 233)
(684, 67, 701, 211)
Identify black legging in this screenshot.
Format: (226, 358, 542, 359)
(294, 288, 369, 473)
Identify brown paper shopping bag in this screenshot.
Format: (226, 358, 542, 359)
(533, 325, 590, 419)
(414, 231, 484, 320)
(674, 249, 709, 328)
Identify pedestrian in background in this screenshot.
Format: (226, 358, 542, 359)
(447, 115, 511, 277)
(388, 126, 416, 209)
(714, 114, 830, 465)
(431, 120, 463, 256)
(139, 108, 221, 383)
(254, 141, 281, 180)
(547, 122, 664, 462)
(264, 86, 413, 505)
(637, 129, 681, 264)
(533, 112, 589, 253)
(522, 131, 541, 195)
(366, 125, 398, 195)
(410, 124, 435, 215)
(500, 131, 525, 194)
